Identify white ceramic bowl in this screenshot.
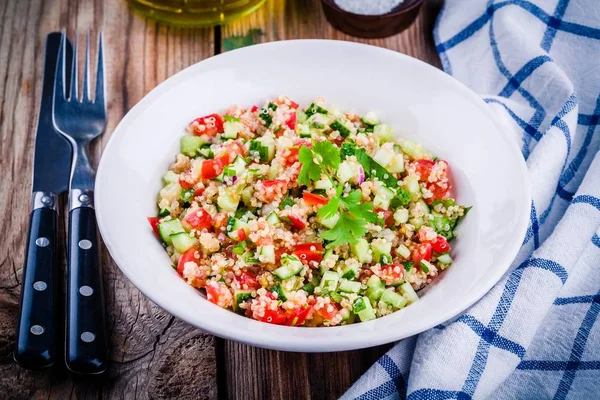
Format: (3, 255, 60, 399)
(96, 40, 530, 352)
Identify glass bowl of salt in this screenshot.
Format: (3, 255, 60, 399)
(321, 0, 424, 39)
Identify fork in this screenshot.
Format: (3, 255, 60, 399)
(53, 30, 108, 374)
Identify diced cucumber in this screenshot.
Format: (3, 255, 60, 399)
(233, 290, 253, 313)
(339, 279, 362, 293)
(353, 296, 376, 322)
(373, 124, 394, 143)
(180, 188, 195, 203)
(267, 211, 281, 226)
(249, 139, 273, 162)
(394, 208, 409, 225)
(373, 148, 394, 167)
(223, 121, 244, 139)
(361, 111, 379, 126)
(297, 110, 308, 124)
(259, 244, 276, 264)
(180, 136, 206, 157)
(366, 275, 385, 302)
(314, 178, 333, 190)
(301, 282, 315, 295)
(240, 186, 254, 207)
(317, 213, 340, 229)
(341, 263, 360, 280)
(373, 186, 395, 210)
(404, 174, 421, 201)
(336, 161, 354, 184)
(158, 208, 170, 217)
(170, 232, 197, 253)
(380, 288, 408, 309)
(437, 253, 453, 265)
(226, 217, 249, 240)
(330, 292, 342, 303)
(158, 219, 185, 245)
(419, 260, 435, 274)
(397, 244, 411, 259)
(191, 158, 204, 180)
(162, 170, 179, 185)
(330, 120, 351, 138)
(387, 154, 405, 173)
(271, 284, 287, 301)
(401, 140, 429, 159)
(217, 189, 240, 212)
(305, 103, 329, 117)
(350, 238, 372, 264)
(400, 282, 419, 304)
(274, 254, 303, 279)
(339, 308, 351, 322)
(319, 270, 340, 292)
(371, 239, 392, 263)
(230, 156, 247, 175)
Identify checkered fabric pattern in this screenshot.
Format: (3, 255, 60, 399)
(342, 1, 600, 399)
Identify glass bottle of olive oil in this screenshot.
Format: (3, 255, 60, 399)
(127, 0, 267, 27)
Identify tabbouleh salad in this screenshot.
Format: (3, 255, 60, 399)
(148, 96, 470, 327)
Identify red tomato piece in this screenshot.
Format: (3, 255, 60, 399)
(317, 303, 338, 320)
(426, 182, 450, 204)
(237, 229, 247, 241)
(302, 192, 329, 206)
(250, 105, 258, 113)
(293, 243, 324, 263)
(237, 271, 260, 290)
(413, 160, 435, 181)
(283, 146, 300, 166)
(194, 186, 205, 197)
(285, 112, 297, 129)
(179, 172, 195, 190)
(412, 243, 432, 266)
(201, 155, 230, 180)
(262, 179, 286, 187)
(225, 141, 247, 161)
(275, 248, 290, 264)
(431, 235, 450, 253)
(375, 208, 394, 227)
(177, 247, 197, 275)
(287, 305, 312, 326)
(212, 213, 229, 230)
(147, 217, 160, 237)
(190, 114, 224, 137)
(289, 100, 299, 109)
(255, 307, 288, 325)
(287, 215, 306, 230)
(183, 208, 213, 230)
(376, 264, 405, 285)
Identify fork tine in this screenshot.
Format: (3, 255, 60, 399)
(54, 30, 67, 103)
(94, 32, 105, 107)
(82, 30, 91, 103)
(69, 32, 78, 102)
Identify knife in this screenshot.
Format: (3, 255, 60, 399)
(14, 33, 72, 369)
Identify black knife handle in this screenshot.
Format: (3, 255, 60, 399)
(66, 206, 108, 374)
(14, 207, 59, 369)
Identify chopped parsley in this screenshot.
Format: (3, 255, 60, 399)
(297, 140, 340, 186)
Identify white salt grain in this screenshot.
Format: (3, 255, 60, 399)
(334, 0, 404, 16)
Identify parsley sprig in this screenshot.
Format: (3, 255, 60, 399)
(297, 141, 340, 186)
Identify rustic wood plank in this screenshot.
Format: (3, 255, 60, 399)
(0, 1, 218, 399)
(219, 1, 441, 399)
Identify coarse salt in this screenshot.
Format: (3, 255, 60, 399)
(334, 0, 404, 16)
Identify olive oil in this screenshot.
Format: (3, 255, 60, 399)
(127, 0, 267, 27)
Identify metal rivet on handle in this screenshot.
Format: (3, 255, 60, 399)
(81, 332, 95, 343)
(79, 285, 93, 296)
(33, 281, 47, 291)
(78, 194, 89, 205)
(78, 239, 92, 250)
(36, 237, 50, 247)
(30, 325, 44, 335)
(41, 196, 53, 207)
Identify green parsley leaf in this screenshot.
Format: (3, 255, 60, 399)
(313, 140, 340, 171)
(317, 195, 340, 220)
(297, 146, 321, 186)
(321, 213, 367, 247)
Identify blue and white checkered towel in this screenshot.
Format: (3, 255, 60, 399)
(343, 1, 600, 399)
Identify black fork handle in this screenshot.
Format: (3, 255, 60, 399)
(65, 206, 108, 374)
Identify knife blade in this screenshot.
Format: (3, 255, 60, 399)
(14, 32, 72, 370)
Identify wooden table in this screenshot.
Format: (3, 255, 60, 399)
(0, 1, 441, 398)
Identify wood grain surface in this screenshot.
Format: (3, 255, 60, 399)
(0, 0, 440, 399)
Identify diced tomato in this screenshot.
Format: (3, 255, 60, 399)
(205, 281, 229, 306)
(275, 247, 290, 264)
(183, 208, 213, 230)
(412, 243, 432, 266)
(237, 229, 247, 241)
(302, 192, 329, 206)
(287, 305, 312, 326)
(283, 146, 300, 166)
(413, 160, 435, 181)
(177, 247, 197, 275)
(225, 141, 247, 161)
(376, 264, 404, 285)
(255, 306, 288, 325)
(287, 215, 306, 230)
(250, 105, 258, 113)
(212, 213, 229, 230)
(179, 172, 195, 190)
(201, 155, 230, 180)
(285, 112, 297, 129)
(426, 182, 450, 204)
(190, 114, 224, 137)
(375, 208, 394, 227)
(293, 243, 324, 263)
(194, 186, 205, 197)
(316, 303, 338, 320)
(147, 217, 160, 237)
(289, 100, 299, 109)
(275, 126, 286, 137)
(237, 271, 260, 290)
(431, 235, 450, 253)
(262, 179, 286, 187)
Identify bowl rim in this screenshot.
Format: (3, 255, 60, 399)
(96, 39, 531, 352)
